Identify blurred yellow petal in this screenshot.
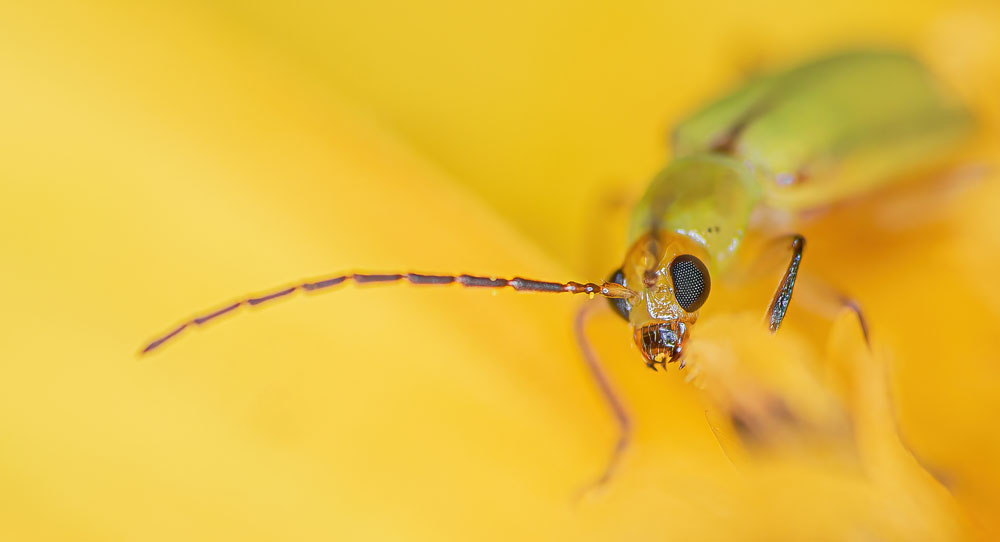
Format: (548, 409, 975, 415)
(2, 1, 1000, 541)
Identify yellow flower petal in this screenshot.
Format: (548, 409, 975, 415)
(2, 1, 999, 540)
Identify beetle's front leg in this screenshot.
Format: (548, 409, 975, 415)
(764, 234, 805, 333)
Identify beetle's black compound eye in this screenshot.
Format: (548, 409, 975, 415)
(669, 255, 710, 312)
(606, 268, 630, 321)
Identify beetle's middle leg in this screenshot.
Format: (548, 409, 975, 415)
(792, 276, 871, 347)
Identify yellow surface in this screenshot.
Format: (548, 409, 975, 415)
(1, 0, 999, 540)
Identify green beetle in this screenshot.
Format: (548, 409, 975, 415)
(141, 49, 972, 488)
(619, 50, 972, 369)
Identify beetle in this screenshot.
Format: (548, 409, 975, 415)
(142, 49, 972, 488)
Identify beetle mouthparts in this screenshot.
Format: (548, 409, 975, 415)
(635, 321, 688, 371)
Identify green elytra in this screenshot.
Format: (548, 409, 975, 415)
(629, 50, 972, 275)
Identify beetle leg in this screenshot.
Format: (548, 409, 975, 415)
(793, 276, 871, 347)
(573, 300, 632, 495)
(765, 234, 805, 333)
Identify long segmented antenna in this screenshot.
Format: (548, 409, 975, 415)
(140, 272, 637, 354)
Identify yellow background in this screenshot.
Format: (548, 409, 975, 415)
(2, 0, 999, 539)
